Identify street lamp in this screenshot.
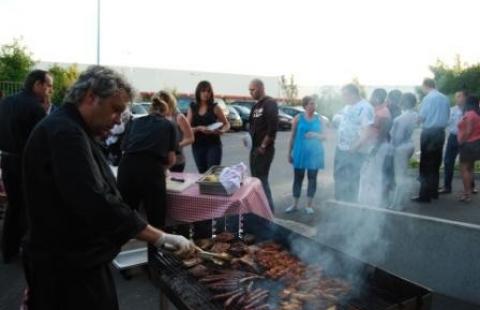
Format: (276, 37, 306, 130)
(96, 0, 101, 65)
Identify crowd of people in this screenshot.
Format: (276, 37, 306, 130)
(332, 78, 480, 206)
(0, 66, 282, 309)
(0, 65, 479, 309)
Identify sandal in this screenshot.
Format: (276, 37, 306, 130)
(459, 193, 472, 203)
(304, 207, 315, 215)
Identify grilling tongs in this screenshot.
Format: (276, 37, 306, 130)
(195, 246, 232, 263)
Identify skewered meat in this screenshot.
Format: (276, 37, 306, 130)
(214, 232, 235, 242)
(224, 290, 244, 307)
(243, 290, 269, 309)
(211, 288, 243, 301)
(239, 275, 264, 284)
(188, 264, 209, 278)
(210, 242, 231, 253)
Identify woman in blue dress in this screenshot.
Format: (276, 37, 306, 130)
(286, 96, 326, 214)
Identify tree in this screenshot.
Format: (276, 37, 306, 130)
(0, 39, 35, 82)
(48, 64, 80, 105)
(315, 86, 344, 120)
(279, 75, 299, 105)
(429, 55, 480, 97)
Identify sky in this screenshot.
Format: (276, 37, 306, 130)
(1, 0, 479, 87)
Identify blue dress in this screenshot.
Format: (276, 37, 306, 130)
(292, 113, 325, 170)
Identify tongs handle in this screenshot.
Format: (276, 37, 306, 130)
(195, 246, 231, 261)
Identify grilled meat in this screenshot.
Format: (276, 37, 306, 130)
(196, 238, 214, 251)
(188, 264, 209, 278)
(210, 242, 231, 253)
(183, 257, 203, 268)
(214, 232, 235, 242)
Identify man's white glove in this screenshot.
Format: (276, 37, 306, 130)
(154, 233, 195, 257)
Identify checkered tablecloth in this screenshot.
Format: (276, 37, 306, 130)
(166, 172, 273, 223)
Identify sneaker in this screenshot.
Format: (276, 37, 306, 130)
(304, 207, 315, 214)
(285, 205, 298, 213)
(473, 188, 478, 194)
(438, 188, 451, 194)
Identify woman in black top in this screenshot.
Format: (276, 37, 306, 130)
(117, 96, 176, 228)
(187, 81, 230, 173)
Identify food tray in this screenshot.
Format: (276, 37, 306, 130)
(112, 247, 148, 270)
(197, 166, 236, 196)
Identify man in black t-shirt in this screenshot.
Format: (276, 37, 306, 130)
(248, 79, 278, 212)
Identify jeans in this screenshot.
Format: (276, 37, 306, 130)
(250, 146, 275, 212)
(293, 169, 318, 198)
(419, 127, 445, 200)
(192, 143, 222, 174)
(443, 133, 459, 190)
(334, 148, 366, 203)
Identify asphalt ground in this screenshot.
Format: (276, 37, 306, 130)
(1, 129, 479, 309)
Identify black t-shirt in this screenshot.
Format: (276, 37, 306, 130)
(23, 103, 146, 270)
(190, 102, 221, 146)
(122, 114, 176, 163)
(0, 90, 46, 154)
(249, 96, 279, 148)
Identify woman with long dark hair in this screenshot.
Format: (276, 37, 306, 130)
(457, 95, 480, 202)
(187, 81, 230, 173)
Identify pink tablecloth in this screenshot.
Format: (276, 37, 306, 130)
(166, 172, 273, 223)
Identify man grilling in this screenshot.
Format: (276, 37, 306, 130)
(0, 70, 53, 263)
(22, 66, 194, 310)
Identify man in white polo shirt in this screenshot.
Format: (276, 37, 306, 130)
(333, 83, 374, 202)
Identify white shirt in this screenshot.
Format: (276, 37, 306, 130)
(447, 105, 463, 135)
(335, 99, 374, 151)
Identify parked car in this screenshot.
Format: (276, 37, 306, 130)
(230, 104, 292, 131)
(231, 104, 251, 130)
(177, 96, 229, 118)
(278, 110, 293, 130)
(227, 106, 243, 131)
(230, 100, 256, 110)
(176, 96, 192, 115)
(138, 101, 151, 112)
(130, 103, 148, 119)
(279, 105, 330, 125)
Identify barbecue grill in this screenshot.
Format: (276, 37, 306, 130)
(148, 213, 432, 310)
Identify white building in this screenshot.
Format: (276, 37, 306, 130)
(36, 62, 282, 98)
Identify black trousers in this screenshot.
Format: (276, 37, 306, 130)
(293, 169, 318, 198)
(117, 153, 167, 228)
(419, 127, 446, 200)
(250, 146, 275, 212)
(25, 255, 118, 310)
(1, 154, 27, 262)
(192, 143, 222, 174)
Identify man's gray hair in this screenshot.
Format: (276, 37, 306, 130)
(64, 65, 135, 106)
